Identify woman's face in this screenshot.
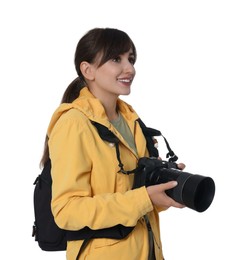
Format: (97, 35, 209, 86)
(88, 49, 136, 101)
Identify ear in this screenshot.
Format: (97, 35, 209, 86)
(80, 61, 95, 81)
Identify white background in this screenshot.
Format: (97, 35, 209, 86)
(0, 0, 241, 259)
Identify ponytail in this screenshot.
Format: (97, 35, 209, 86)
(61, 77, 85, 103)
(40, 77, 85, 168)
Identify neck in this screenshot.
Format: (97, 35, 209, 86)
(88, 86, 119, 121)
(103, 101, 119, 121)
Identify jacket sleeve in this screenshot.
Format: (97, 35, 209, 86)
(49, 113, 153, 231)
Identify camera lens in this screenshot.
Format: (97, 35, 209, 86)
(147, 167, 215, 212)
(181, 174, 215, 212)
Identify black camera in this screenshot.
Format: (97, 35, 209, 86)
(133, 157, 215, 212)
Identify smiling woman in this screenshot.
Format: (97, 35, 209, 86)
(39, 27, 185, 260)
(1, 0, 241, 258)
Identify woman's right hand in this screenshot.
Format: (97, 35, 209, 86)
(146, 181, 185, 209)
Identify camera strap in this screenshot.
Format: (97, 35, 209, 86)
(92, 118, 178, 175)
(137, 118, 178, 163)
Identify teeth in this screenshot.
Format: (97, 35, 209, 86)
(118, 78, 132, 83)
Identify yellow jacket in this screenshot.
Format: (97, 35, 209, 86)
(48, 87, 164, 260)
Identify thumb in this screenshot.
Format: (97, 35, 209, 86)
(161, 181, 178, 191)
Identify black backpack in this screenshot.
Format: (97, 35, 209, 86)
(32, 118, 175, 254)
(32, 158, 66, 251)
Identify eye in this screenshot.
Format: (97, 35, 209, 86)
(129, 56, 135, 65)
(112, 56, 121, 63)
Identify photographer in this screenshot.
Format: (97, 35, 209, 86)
(41, 27, 185, 260)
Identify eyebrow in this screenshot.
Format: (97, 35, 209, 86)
(128, 50, 135, 57)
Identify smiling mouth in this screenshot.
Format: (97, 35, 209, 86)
(117, 78, 133, 83)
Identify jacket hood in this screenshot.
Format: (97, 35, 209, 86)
(47, 86, 139, 137)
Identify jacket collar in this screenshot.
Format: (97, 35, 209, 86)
(47, 86, 139, 136)
(74, 87, 139, 124)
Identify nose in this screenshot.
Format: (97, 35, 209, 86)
(123, 60, 135, 75)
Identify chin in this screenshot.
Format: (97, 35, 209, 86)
(120, 88, 131, 96)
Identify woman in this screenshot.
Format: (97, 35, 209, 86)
(41, 27, 184, 260)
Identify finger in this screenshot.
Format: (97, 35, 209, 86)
(159, 183, 185, 208)
(177, 163, 186, 170)
(165, 194, 185, 208)
(171, 200, 185, 208)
